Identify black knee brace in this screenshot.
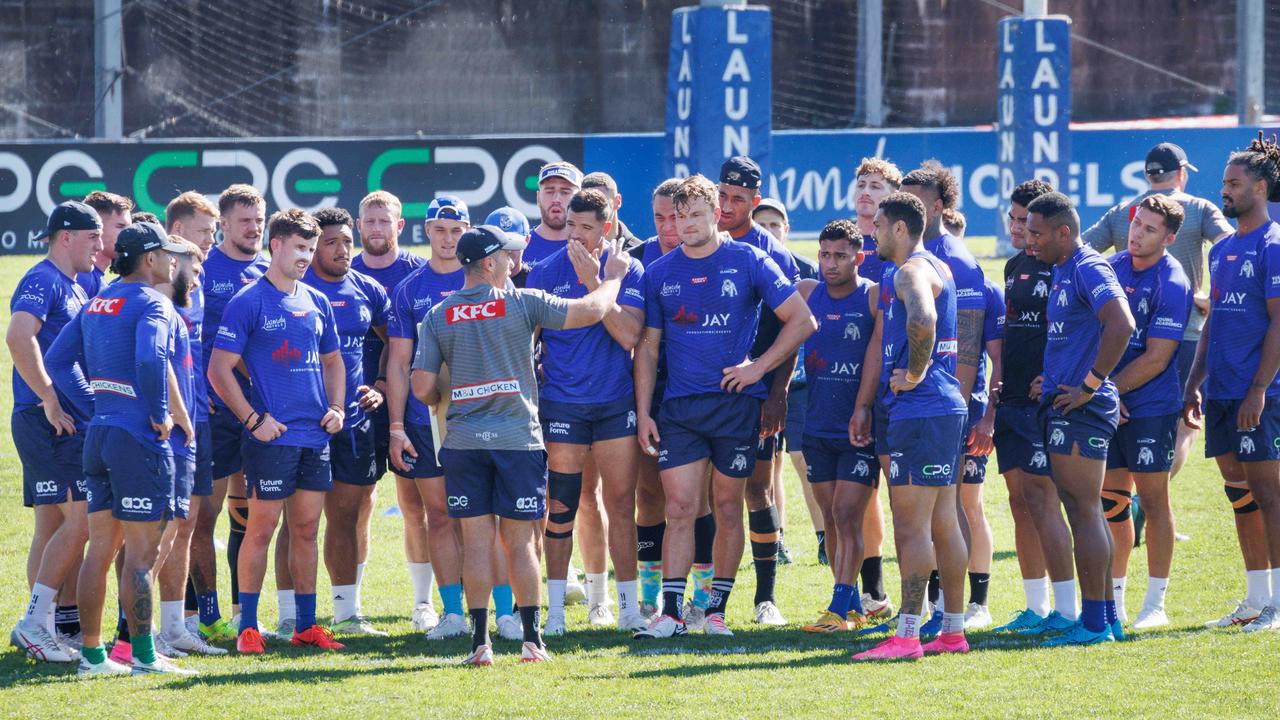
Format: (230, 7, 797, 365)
(1225, 483, 1260, 514)
(1101, 488, 1132, 523)
(227, 500, 248, 603)
(544, 471, 582, 539)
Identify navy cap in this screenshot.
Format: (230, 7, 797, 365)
(34, 200, 102, 241)
(115, 222, 189, 259)
(719, 155, 762, 190)
(753, 197, 788, 222)
(457, 225, 528, 265)
(485, 207, 530, 244)
(1145, 143, 1198, 175)
(538, 162, 583, 187)
(426, 195, 470, 225)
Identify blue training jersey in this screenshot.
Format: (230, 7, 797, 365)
(640, 237, 668, 267)
(1206, 221, 1280, 400)
(178, 275, 207, 423)
(76, 266, 105, 299)
(860, 234, 890, 285)
(734, 223, 801, 282)
(214, 279, 341, 449)
(352, 250, 425, 390)
(303, 268, 391, 424)
(925, 231, 986, 312)
(168, 310, 196, 458)
(527, 246, 646, 404)
(972, 278, 1007, 411)
(46, 282, 173, 452)
(879, 251, 966, 421)
(643, 240, 796, 401)
(201, 246, 269, 408)
(387, 262, 465, 425)
(523, 229, 567, 266)
(1043, 244, 1127, 406)
(804, 278, 876, 438)
(10, 258, 90, 419)
(1109, 252, 1192, 417)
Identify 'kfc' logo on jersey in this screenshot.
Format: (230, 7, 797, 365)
(86, 297, 124, 315)
(447, 299, 507, 324)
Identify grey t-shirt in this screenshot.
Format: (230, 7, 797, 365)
(1083, 187, 1233, 340)
(412, 283, 569, 450)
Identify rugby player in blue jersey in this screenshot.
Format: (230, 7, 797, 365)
(1185, 134, 1280, 632)
(209, 209, 346, 654)
(7, 201, 101, 663)
(633, 175, 815, 638)
(1025, 191, 1135, 646)
(1101, 195, 1193, 630)
(528, 189, 648, 633)
(47, 222, 195, 676)
(853, 193, 969, 661)
(75, 192, 132, 298)
(523, 162, 584, 265)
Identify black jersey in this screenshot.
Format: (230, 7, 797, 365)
(1001, 251, 1053, 406)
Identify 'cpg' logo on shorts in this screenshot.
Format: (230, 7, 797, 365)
(121, 496, 153, 512)
(448, 495, 469, 508)
(515, 496, 538, 511)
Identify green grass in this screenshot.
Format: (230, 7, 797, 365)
(2, 243, 1279, 718)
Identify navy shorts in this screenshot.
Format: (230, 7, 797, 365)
(873, 393, 890, 452)
(330, 417, 378, 486)
(173, 453, 196, 519)
(1041, 393, 1119, 460)
(885, 414, 966, 487)
(541, 396, 636, 445)
(369, 405, 391, 481)
(1176, 338, 1198, 395)
(439, 448, 547, 520)
(657, 393, 761, 478)
(209, 407, 244, 480)
(1204, 398, 1280, 462)
(1107, 413, 1178, 472)
(193, 420, 214, 497)
(783, 384, 807, 451)
(83, 425, 176, 522)
(962, 454, 988, 484)
(757, 433, 781, 461)
(994, 404, 1051, 476)
(12, 407, 87, 507)
(242, 441, 332, 500)
(802, 435, 879, 487)
(395, 420, 444, 479)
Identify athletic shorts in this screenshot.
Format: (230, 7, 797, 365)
(396, 420, 444, 479)
(439, 448, 547, 520)
(994, 404, 1051, 476)
(962, 453, 988, 484)
(83, 425, 176, 522)
(193, 420, 214, 497)
(1041, 393, 1119, 461)
(330, 416, 378, 486)
(1106, 413, 1178, 472)
(657, 393, 762, 478)
(172, 453, 196, 519)
(1204, 398, 1280, 462)
(757, 433, 781, 461)
(242, 441, 332, 500)
(873, 392, 890, 451)
(885, 414, 966, 487)
(783, 384, 807, 451)
(369, 405, 391, 481)
(1176, 338, 1198, 396)
(801, 434, 879, 487)
(12, 407, 86, 507)
(209, 407, 244, 480)
(541, 396, 636, 445)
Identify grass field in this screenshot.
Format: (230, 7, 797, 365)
(1, 239, 1278, 718)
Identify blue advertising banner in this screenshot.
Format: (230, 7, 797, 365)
(996, 15, 1072, 252)
(664, 4, 771, 180)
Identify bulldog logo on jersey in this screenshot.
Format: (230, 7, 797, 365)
(844, 323, 861, 341)
(1033, 280, 1048, 298)
(1138, 297, 1149, 315)
(721, 279, 737, 297)
(1056, 290, 1069, 307)
(1241, 260, 1255, 278)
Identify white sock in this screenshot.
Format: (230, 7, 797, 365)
(22, 583, 56, 626)
(1245, 569, 1271, 609)
(1271, 568, 1280, 607)
(548, 579, 567, 615)
(277, 589, 296, 624)
(355, 562, 367, 614)
(940, 612, 965, 634)
(408, 562, 435, 606)
(161, 601, 185, 637)
(896, 612, 922, 640)
(1144, 577, 1168, 611)
(586, 572, 608, 606)
(333, 584, 357, 624)
(1052, 580, 1079, 620)
(1024, 576, 1050, 617)
(1112, 577, 1128, 622)
(616, 580, 638, 613)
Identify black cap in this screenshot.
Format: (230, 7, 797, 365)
(456, 224, 529, 265)
(115, 222, 189, 259)
(1145, 143, 1198, 175)
(719, 155, 762, 190)
(34, 200, 102, 241)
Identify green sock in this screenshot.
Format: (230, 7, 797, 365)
(82, 644, 107, 665)
(131, 633, 156, 664)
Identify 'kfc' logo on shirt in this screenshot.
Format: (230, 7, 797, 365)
(447, 299, 507, 324)
(86, 297, 124, 315)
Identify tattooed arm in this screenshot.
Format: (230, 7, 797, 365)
(954, 307, 984, 402)
(889, 260, 938, 394)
